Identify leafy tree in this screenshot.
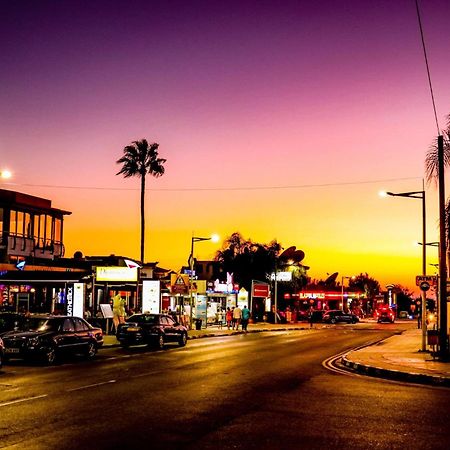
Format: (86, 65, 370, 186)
(215, 232, 308, 299)
(116, 139, 166, 263)
(348, 273, 380, 298)
(389, 284, 415, 313)
(214, 232, 281, 292)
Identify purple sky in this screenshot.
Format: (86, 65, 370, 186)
(1, 0, 450, 291)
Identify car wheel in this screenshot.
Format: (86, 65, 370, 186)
(178, 332, 187, 347)
(352, 318, 357, 324)
(330, 318, 336, 324)
(44, 346, 57, 365)
(85, 341, 97, 359)
(156, 334, 165, 350)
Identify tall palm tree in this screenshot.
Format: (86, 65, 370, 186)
(425, 115, 450, 245)
(116, 139, 166, 263)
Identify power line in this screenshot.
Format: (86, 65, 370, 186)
(0, 176, 423, 192)
(415, 0, 440, 134)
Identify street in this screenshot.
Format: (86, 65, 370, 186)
(1, 323, 449, 449)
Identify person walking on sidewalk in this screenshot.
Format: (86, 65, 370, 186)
(241, 305, 251, 332)
(233, 305, 242, 330)
(226, 307, 233, 329)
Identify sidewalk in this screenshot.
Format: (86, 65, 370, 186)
(102, 323, 450, 387)
(342, 328, 450, 387)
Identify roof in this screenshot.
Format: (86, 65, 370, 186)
(0, 189, 71, 216)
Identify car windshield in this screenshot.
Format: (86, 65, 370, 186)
(22, 318, 60, 332)
(127, 314, 159, 325)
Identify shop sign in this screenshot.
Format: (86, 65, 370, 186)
(96, 266, 138, 282)
(237, 288, 248, 309)
(66, 285, 74, 316)
(252, 283, 270, 298)
(72, 283, 84, 318)
(270, 272, 292, 282)
(142, 280, 160, 313)
(300, 292, 325, 299)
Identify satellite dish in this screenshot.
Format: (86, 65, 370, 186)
(292, 250, 305, 262)
(325, 272, 338, 284)
(279, 246, 296, 260)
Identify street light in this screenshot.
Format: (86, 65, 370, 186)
(341, 275, 355, 312)
(381, 187, 427, 352)
(0, 169, 12, 179)
(188, 233, 219, 329)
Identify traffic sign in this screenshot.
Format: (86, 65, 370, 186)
(419, 281, 430, 292)
(416, 275, 437, 286)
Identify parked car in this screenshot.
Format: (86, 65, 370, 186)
(1, 315, 103, 364)
(322, 310, 359, 324)
(117, 313, 188, 349)
(0, 337, 4, 369)
(0, 312, 27, 335)
(375, 306, 395, 323)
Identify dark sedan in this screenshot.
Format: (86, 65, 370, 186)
(322, 310, 359, 324)
(1, 315, 103, 364)
(117, 313, 188, 349)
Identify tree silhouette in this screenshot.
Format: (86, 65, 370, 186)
(116, 139, 166, 263)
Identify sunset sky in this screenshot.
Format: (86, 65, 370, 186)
(1, 0, 450, 293)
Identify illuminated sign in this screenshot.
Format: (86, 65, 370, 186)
(96, 266, 138, 282)
(142, 280, 160, 313)
(300, 293, 325, 299)
(270, 272, 292, 282)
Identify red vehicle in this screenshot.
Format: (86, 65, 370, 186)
(375, 306, 395, 323)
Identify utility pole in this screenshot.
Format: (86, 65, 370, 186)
(437, 135, 449, 357)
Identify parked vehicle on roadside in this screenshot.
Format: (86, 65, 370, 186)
(322, 310, 359, 324)
(117, 313, 188, 349)
(1, 315, 103, 364)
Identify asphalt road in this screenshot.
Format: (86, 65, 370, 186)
(1, 323, 449, 450)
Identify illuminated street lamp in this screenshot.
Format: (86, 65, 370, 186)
(0, 169, 12, 179)
(188, 233, 219, 329)
(341, 275, 355, 312)
(380, 187, 427, 351)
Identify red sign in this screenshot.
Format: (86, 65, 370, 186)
(252, 283, 270, 297)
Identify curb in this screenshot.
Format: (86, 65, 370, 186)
(103, 326, 313, 346)
(341, 354, 450, 387)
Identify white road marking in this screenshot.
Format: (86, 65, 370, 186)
(67, 379, 116, 392)
(0, 394, 47, 408)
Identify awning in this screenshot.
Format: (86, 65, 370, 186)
(0, 270, 90, 284)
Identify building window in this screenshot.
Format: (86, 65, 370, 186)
(10, 210, 17, 234)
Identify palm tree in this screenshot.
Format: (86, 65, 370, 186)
(425, 115, 450, 245)
(116, 139, 166, 263)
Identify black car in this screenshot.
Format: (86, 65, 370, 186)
(0, 312, 27, 334)
(322, 310, 359, 324)
(117, 313, 188, 349)
(1, 315, 104, 364)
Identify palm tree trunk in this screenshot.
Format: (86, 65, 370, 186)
(140, 174, 146, 263)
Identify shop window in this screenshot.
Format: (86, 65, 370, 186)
(17, 211, 24, 236)
(10, 210, 17, 234)
(24, 213, 32, 237)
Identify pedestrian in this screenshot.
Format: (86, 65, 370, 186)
(233, 305, 242, 331)
(241, 305, 251, 332)
(226, 307, 233, 329)
(112, 293, 126, 332)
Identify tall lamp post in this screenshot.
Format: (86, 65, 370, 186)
(341, 275, 355, 312)
(382, 188, 427, 352)
(188, 234, 219, 330)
